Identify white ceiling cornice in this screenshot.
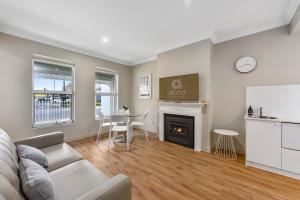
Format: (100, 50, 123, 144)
(286, 0, 300, 23)
(0, 0, 299, 67)
(130, 55, 157, 66)
(128, 32, 214, 66)
(130, 0, 300, 65)
(154, 32, 213, 54)
(213, 20, 288, 44)
(0, 25, 131, 66)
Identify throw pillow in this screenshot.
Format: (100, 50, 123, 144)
(19, 158, 54, 200)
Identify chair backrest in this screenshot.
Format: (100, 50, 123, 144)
(97, 111, 105, 121)
(117, 109, 130, 115)
(110, 115, 129, 125)
(143, 111, 149, 119)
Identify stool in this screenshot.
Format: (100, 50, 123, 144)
(214, 129, 239, 160)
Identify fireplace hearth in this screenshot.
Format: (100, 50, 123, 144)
(164, 114, 194, 148)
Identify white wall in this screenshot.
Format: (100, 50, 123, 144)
(0, 33, 131, 140)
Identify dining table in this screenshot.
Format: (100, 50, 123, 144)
(105, 113, 142, 143)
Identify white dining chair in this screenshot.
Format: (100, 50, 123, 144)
(108, 115, 130, 151)
(130, 111, 150, 142)
(117, 109, 130, 115)
(96, 112, 113, 144)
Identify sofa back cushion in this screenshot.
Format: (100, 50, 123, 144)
(0, 129, 23, 197)
(0, 173, 25, 200)
(0, 159, 20, 190)
(0, 128, 18, 158)
(0, 128, 17, 151)
(0, 129, 19, 170)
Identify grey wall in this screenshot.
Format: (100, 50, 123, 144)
(212, 25, 300, 153)
(2, 24, 300, 154)
(131, 60, 158, 133)
(0, 33, 131, 140)
(131, 40, 214, 152)
(131, 25, 300, 154)
(156, 40, 213, 102)
(157, 40, 213, 152)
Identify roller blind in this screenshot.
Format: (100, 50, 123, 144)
(34, 62, 72, 81)
(95, 72, 115, 93)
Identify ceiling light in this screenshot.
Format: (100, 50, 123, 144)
(184, 0, 192, 7)
(101, 37, 110, 44)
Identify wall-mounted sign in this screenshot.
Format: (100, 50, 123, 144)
(159, 73, 199, 101)
(139, 74, 152, 99)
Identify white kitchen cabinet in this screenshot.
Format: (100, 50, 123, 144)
(282, 123, 300, 150)
(282, 123, 300, 174)
(282, 148, 300, 174)
(246, 120, 282, 169)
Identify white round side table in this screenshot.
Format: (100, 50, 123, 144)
(214, 129, 239, 160)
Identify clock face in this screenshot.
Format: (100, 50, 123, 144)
(235, 56, 256, 73)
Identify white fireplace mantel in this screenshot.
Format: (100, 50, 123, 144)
(158, 101, 207, 151)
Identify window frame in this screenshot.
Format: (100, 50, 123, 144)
(32, 56, 75, 128)
(95, 69, 118, 120)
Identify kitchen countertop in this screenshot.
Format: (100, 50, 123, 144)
(244, 116, 300, 124)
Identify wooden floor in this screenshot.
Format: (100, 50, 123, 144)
(68, 130, 300, 200)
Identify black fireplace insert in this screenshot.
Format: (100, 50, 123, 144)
(164, 113, 194, 148)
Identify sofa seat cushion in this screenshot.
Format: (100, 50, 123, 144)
(40, 143, 83, 172)
(50, 160, 109, 200)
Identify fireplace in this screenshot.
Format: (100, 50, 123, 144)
(164, 114, 194, 148)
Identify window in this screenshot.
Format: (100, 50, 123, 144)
(95, 71, 118, 118)
(32, 57, 74, 127)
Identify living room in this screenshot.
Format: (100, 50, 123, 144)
(1, 0, 300, 200)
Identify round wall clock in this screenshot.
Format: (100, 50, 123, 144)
(235, 56, 257, 73)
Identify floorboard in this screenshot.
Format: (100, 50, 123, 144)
(68, 130, 300, 200)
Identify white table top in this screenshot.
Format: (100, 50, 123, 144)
(214, 129, 239, 136)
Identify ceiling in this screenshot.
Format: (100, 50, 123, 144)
(0, 0, 299, 66)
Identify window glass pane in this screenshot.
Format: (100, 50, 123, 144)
(32, 59, 74, 127)
(34, 78, 54, 91)
(95, 72, 117, 118)
(95, 95, 115, 117)
(33, 93, 72, 125)
(96, 82, 112, 93)
(33, 61, 72, 92)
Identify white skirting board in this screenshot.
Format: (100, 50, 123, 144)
(64, 132, 98, 142)
(246, 161, 300, 180)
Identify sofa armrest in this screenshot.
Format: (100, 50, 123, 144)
(14, 132, 64, 149)
(76, 174, 131, 200)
